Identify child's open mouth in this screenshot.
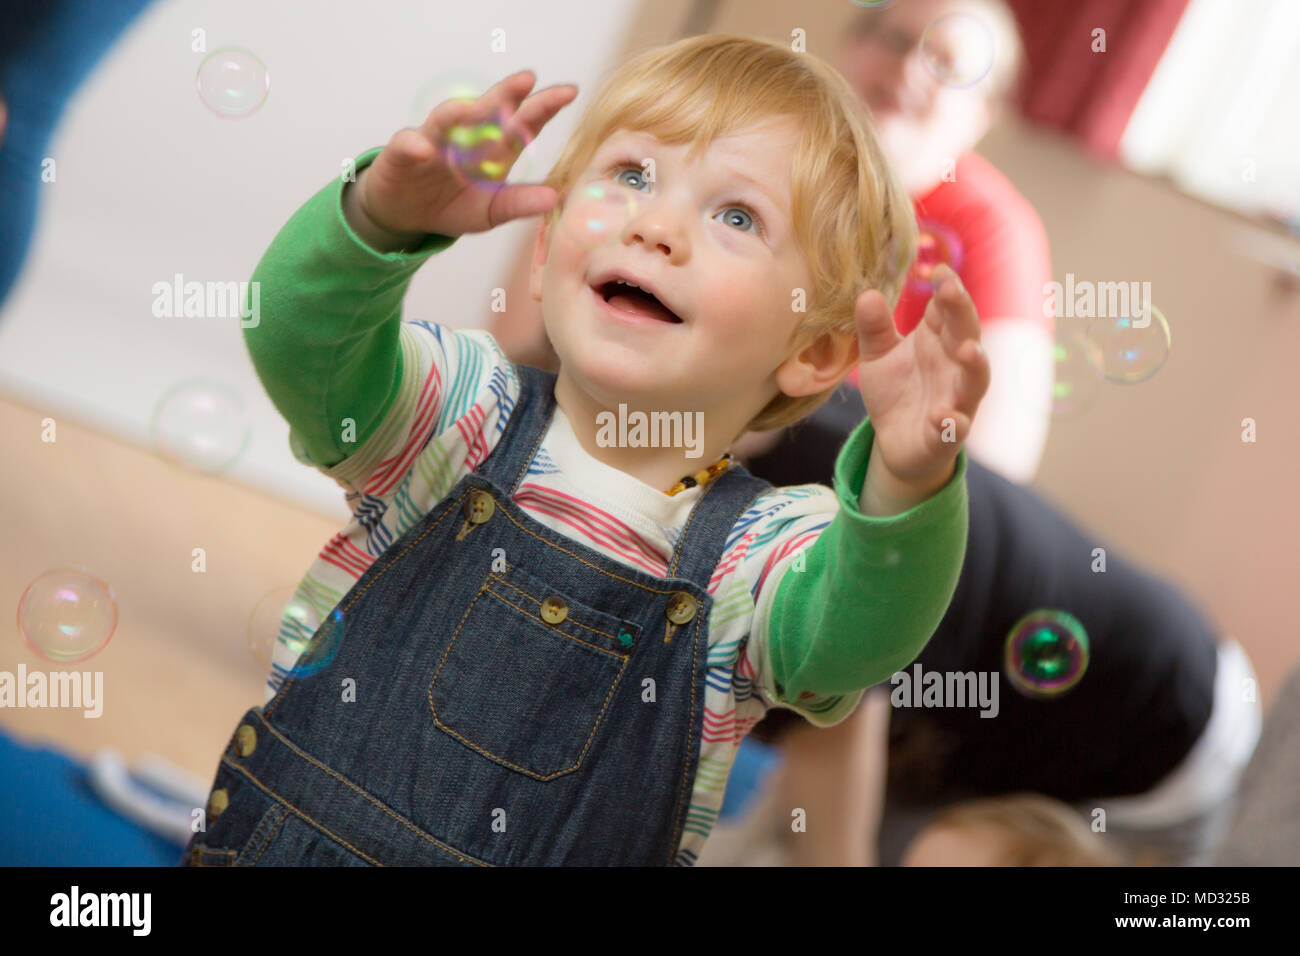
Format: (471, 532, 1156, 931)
(593, 279, 683, 324)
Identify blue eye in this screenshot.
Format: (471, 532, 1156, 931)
(716, 206, 757, 233)
(610, 162, 764, 236)
(615, 167, 649, 191)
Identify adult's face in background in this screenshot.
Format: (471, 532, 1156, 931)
(834, 0, 998, 195)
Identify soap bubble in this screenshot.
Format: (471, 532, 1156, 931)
(17, 569, 117, 663)
(196, 48, 270, 119)
(1004, 609, 1090, 698)
(150, 381, 251, 475)
(1085, 307, 1171, 383)
(411, 73, 540, 190)
(408, 73, 491, 127)
(907, 220, 964, 295)
(247, 586, 344, 679)
(1048, 330, 1102, 418)
(439, 108, 533, 192)
(920, 12, 996, 87)
(1015, 329, 1101, 418)
(850, 1, 895, 7)
(560, 182, 643, 250)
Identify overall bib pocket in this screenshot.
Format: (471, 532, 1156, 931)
(429, 563, 638, 780)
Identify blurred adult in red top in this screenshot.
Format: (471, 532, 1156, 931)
(731, 0, 1060, 867)
(835, 0, 1054, 484)
(490, 0, 1054, 483)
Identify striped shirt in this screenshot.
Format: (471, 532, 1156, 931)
(269, 321, 857, 865)
(246, 149, 969, 864)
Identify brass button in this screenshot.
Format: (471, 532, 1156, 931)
(666, 592, 698, 625)
(208, 788, 229, 821)
(464, 490, 495, 524)
(540, 597, 568, 625)
(235, 724, 257, 757)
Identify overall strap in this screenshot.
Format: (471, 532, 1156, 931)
(476, 362, 773, 588)
(666, 464, 772, 589)
(475, 363, 558, 494)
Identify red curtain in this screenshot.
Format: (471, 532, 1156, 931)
(1004, 0, 1191, 157)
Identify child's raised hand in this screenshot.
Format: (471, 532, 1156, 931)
(853, 265, 991, 488)
(357, 71, 577, 240)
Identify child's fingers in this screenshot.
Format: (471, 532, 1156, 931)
(383, 127, 439, 168)
(419, 70, 537, 141)
(926, 269, 981, 364)
(509, 83, 579, 142)
(950, 337, 991, 415)
(937, 267, 979, 332)
(854, 288, 900, 364)
(485, 184, 561, 228)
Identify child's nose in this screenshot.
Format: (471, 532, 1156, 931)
(624, 204, 689, 262)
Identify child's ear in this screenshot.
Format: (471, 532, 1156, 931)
(528, 220, 551, 303)
(774, 328, 859, 398)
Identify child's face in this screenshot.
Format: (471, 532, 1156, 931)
(532, 116, 824, 429)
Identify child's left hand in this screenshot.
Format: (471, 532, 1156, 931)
(854, 264, 991, 489)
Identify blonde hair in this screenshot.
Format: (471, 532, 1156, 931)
(541, 34, 916, 432)
(928, 794, 1124, 866)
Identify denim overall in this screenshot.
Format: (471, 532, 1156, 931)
(184, 365, 770, 866)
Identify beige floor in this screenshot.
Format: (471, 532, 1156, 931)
(0, 391, 342, 782)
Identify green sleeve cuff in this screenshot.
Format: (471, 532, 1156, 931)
(766, 415, 969, 698)
(242, 147, 459, 468)
(335, 148, 458, 261)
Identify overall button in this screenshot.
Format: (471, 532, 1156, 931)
(208, 789, 229, 821)
(234, 724, 257, 757)
(540, 597, 568, 625)
(666, 592, 698, 625)
(464, 491, 495, 524)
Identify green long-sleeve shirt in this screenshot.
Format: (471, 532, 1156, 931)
(243, 148, 968, 705)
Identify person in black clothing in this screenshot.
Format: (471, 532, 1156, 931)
(743, 383, 1260, 865)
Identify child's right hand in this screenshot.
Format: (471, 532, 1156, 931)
(355, 71, 577, 242)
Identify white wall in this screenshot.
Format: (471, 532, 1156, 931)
(0, 0, 639, 519)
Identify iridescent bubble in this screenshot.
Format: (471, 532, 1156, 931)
(850, 1, 895, 6)
(920, 12, 996, 87)
(196, 48, 270, 119)
(907, 220, 964, 295)
(1014, 329, 1101, 418)
(439, 107, 533, 193)
(560, 182, 643, 250)
(17, 569, 117, 663)
(247, 587, 344, 679)
(1085, 307, 1171, 384)
(150, 381, 251, 475)
(1049, 330, 1102, 418)
(1004, 609, 1090, 698)
(408, 73, 491, 128)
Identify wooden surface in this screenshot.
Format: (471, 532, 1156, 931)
(0, 389, 342, 782)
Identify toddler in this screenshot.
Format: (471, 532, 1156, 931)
(184, 34, 989, 867)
